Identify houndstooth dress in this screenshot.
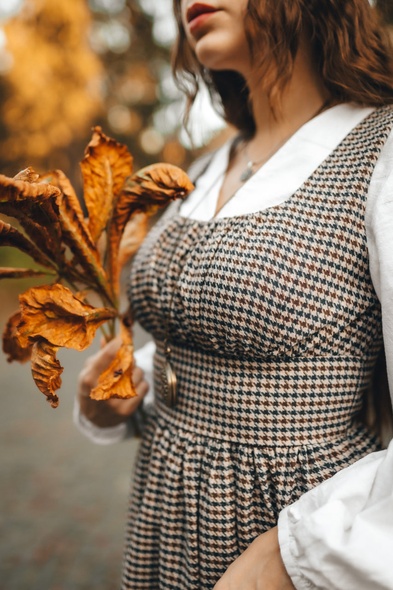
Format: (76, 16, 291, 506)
(123, 106, 393, 589)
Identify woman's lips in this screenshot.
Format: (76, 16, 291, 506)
(186, 3, 218, 34)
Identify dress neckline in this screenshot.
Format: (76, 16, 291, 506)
(179, 103, 375, 222)
(174, 106, 391, 227)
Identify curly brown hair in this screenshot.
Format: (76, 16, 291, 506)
(172, 0, 393, 136)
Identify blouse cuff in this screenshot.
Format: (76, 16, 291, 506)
(72, 397, 142, 445)
(278, 506, 315, 590)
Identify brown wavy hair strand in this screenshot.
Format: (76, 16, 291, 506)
(172, 0, 393, 136)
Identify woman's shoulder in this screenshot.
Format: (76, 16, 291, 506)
(187, 151, 216, 183)
(186, 136, 236, 184)
(367, 115, 393, 218)
(374, 110, 393, 187)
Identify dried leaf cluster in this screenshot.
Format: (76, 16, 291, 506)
(0, 127, 194, 407)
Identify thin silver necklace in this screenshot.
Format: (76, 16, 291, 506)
(239, 99, 332, 183)
(239, 136, 288, 182)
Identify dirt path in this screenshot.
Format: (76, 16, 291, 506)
(0, 295, 146, 589)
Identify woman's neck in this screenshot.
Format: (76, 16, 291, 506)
(244, 41, 331, 158)
(213, 41, 332, 217)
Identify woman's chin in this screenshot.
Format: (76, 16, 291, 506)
(194, 48, 242, 73)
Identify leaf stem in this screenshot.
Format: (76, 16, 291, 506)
(100, 324, 111, 342)
(108, 317, 116, 340)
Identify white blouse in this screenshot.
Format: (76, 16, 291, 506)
(74, 103, 393, 588)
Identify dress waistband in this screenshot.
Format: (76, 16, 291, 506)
(153, 342, 366, 446)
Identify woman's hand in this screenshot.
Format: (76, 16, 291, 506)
(77, 336, 150, 428)
(214, 527, 295, 590)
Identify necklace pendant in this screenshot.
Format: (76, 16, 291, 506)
(161, 344, 177, 407)
(240, 161, 254, 182)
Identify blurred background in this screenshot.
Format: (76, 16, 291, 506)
(0, 0, 392, 588)
(0, 1, 225, 589)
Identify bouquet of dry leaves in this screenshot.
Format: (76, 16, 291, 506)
(0, 127, 193, 408)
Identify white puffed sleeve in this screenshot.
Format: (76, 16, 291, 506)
(73, 340, 156, 445)
(278, 130, 393, 590)
(279, 444, 393, 589)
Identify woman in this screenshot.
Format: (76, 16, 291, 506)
(76, 0, 393, 588)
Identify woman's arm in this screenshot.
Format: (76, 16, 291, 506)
(278, 443, 393, 590)
(276, 128, 393, 590)
(213, 527, 295, 590)
(214, 443, 393, 590)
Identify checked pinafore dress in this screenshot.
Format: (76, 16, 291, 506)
(123, 106, 393, 589)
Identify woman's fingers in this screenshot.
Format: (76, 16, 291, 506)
(107, 394, 142, 418)
(132, 365, 149, 393)
(77, 334, 151, 427)
(78, 337, 122, 396)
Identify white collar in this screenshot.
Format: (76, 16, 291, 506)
(180, 103, 374, 220)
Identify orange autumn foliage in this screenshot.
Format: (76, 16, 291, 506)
(0, 128, 194, 407)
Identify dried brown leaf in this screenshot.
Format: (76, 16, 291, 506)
(41, 170, 109, 297)
(31, 339, 63, 408)
(118, 212, 148, 269)
(2, 311, 33, 363)
(0, 201, 65, 266)
(120, 162, 194, 218)
(107, 163, 193, 298)
(0, 219, 56, 270)
(28, 198, 65, 260)
(13, 167, 40, 183)
(90, 322, 136, 401)
(40, 169, 87, 229)
(17, 284, 117, 351)
(80, 127, 133, 242)
(0, 172, 60, 204)
(0, 171, 64, 264)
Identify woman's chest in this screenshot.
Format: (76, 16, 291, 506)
(129, 191, 378, 359)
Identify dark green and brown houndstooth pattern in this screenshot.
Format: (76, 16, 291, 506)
(123, 106, 393, 589)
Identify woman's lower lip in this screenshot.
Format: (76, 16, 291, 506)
(188, 11, 217, 35)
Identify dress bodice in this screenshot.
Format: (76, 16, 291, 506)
(129, 108, 393, 363)
(123, 106, 393, 590)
